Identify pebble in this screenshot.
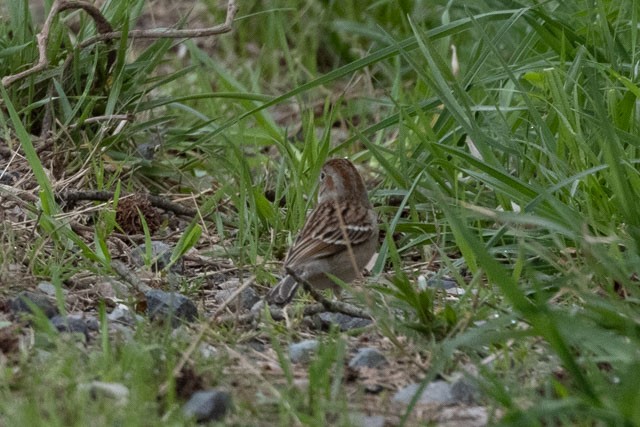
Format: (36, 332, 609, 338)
(79, 381, 130, 406)
(131, 241, 181, 272)
(348, 413, 385, 427)
(437, 405, 488, 426)
(182, 388, 232, 423)
(288, 339, 319, 364)
(94, 279, 131, 299)
(0, 170, 18, 185)
(145, 289, 198, 327)
(348, 347, 388, 369)
(107, 304, 138, 326)
(198, 343, 218, 359)
(364, 384, 385, 394)
(50, 315, 89, 338)
(214, 286, 260, 312)
(73, 314, 100, 331)
(393, 381, 454, 405)
(10, 291, 59, 318)
(109, 322, 135, 342)
(425, 277, 459, 290)
(316, 312, 372, 331)
(135, 142, 160, 160)
(451, 376, 478, 404)
(37, 282, 66, 296)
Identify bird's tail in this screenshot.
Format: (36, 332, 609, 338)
(266, 275, 299, 305)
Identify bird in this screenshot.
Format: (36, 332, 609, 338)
(266, 158, 378, 305)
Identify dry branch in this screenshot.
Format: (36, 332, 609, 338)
(111, 259, 152, 293)
(58, 190, 198, 217)
(2, 0, 238, 88)
(286, 267, 373, 320)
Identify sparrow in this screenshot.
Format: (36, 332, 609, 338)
(266, 158, 378, 305)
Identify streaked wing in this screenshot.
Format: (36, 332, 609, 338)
(284, 201, 375, 267)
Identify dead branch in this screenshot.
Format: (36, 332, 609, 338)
(70, 222, 148, 244)
(216, 302, 325, 325)
(2, 1, 59, 88)
(2, 1, 114, 88)
(57, 190, 198, 217)
(286, 267, 373, 320)
(67, 114, 133, 129)
(79, 0, 238, 47)
(59, 1, 113, 34)
(2, 0, 238, 88)
(212, 271, 373, 326)
(0, 184, 40, 205)
(111, 259, 152, 293)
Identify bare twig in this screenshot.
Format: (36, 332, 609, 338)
(57, 190, 198, 217)
(70, 222, 148, 244)
(59, 1, 113, 34)
(110, 259, 152, 293)
(143, 194, 198, 217)
(216, 302, 325, 325)
(183, 254, 236, 270)
(2, 0, 114, 88)
(67, 114, 133, 129)
(79, 0, 238, 47)
(285, 267, 372, 320)
(0, 184, 40, 204)
(1, 1, 61, 88)
(2, 0, 238, 88)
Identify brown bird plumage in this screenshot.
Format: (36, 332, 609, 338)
(266, 158, 378, 305)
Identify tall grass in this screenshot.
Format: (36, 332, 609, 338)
(393, 1, 640, 424)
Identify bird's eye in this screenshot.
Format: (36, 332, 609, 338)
(320, 171, 326, 180)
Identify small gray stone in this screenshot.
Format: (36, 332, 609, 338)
(145, 289, 198, 327)
(10, 291, 58, 318)
(245, 338, 266, 353)
(300, 312, 323, 330)
(50, 315, 89, 338)
(349, 347, 388, 369)
(69, 314, 100, 331)
(316, 312, 372, 331)
(0, 170, 18, 185)
(445, 286, 466, 296)
(183, 388, 232, 423)
(426, 278, 459, 290)
(109, 322, 135, 341)
(95, 279, 131, 299)
(348, 413, 385, 427)
(131, 241, 181, 272)
(80, 381, 129, 406)
(288, 339, 319, 364)
(37, 282, 66, 296)
(437, 405, 488, 426)
(214, 286, 260, 311)
(108, 304, 137, 326)
(198, 343, 218, 359)
(393, 381, 454, 405)
(364, 384, 385, 394)
(135, 142, 160, 160)
(451, 376, 478, 404)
